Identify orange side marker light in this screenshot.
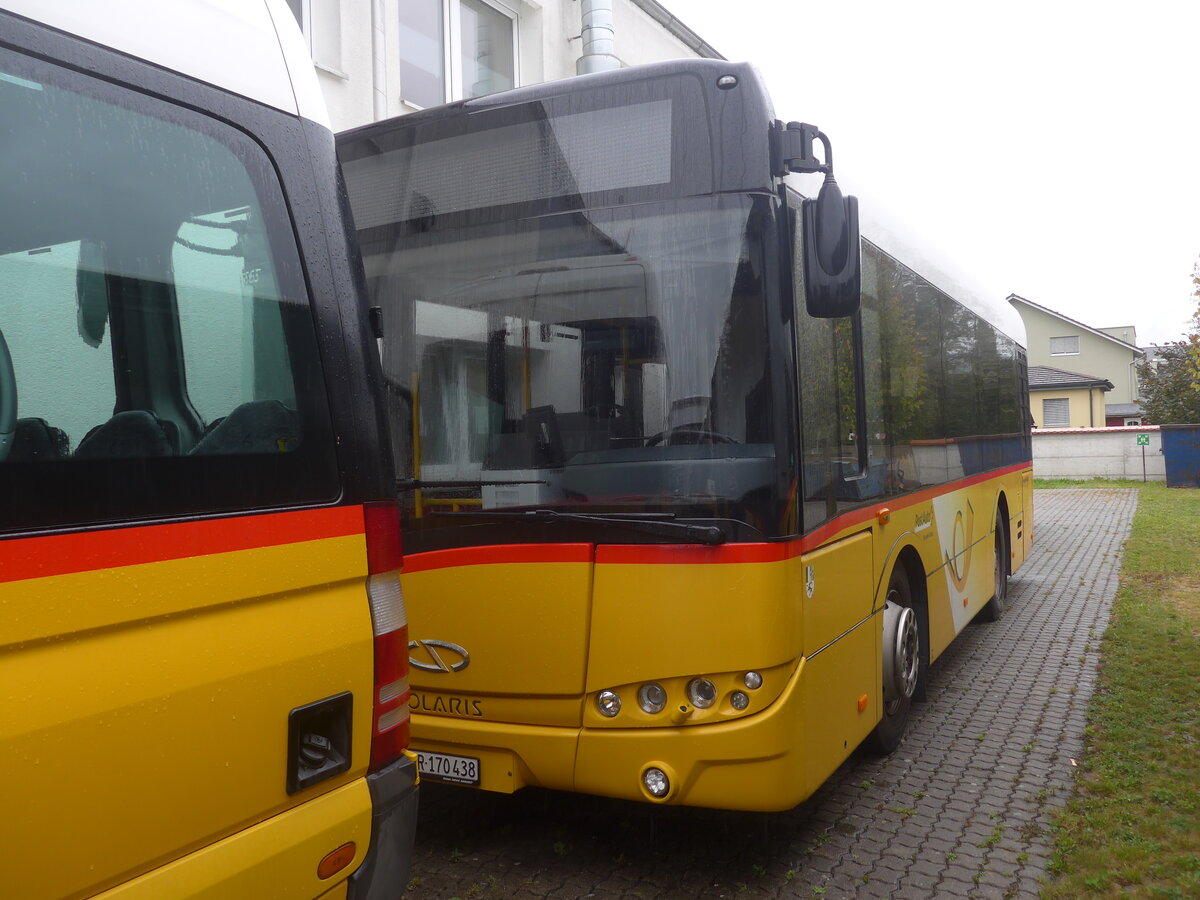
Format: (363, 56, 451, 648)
(857, 694, 869, 713)
(876, 507, 891, 525)
(318, 842, 357, 880)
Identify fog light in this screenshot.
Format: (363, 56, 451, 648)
(643, 767, 670, 798)
(638, 683, 667, 714)
(687, 678, 717, 709)
(743, 671, 763, 690)
(596, 690, 622, 717)
(730, 691, 749, 710)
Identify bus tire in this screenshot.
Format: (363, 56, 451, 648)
(865, 567, 921, 755)
(980, 513, 1008, 622)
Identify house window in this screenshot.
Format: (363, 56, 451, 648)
(1042, 398, 1070, 428)
(400, 0, 517, 108)
(1049, 335, 1079, 356)
(284, 0, 343, 74)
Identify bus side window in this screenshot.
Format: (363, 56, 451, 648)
(173, 209, 298, 438)
(791, 195, 867, 526)
(0, 241, 118, 457)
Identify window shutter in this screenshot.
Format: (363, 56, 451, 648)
(1042, 398, 1070, 427)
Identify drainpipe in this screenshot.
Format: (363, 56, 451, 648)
(371, 0, 387, 120)
(577, 0, 620, 75)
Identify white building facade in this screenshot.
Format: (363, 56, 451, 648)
(283, 0, 721, 133)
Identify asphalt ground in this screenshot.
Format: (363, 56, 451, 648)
(403, 488, 1139, 900)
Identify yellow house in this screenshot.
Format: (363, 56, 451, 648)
(1029, 365, 1114, 428)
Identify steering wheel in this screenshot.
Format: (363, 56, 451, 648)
(646, 427, 738, 447)
(0, 330, 16, 462)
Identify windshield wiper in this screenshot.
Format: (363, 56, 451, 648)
(397, 478, 547, 490)
(439, 508, 727, 545)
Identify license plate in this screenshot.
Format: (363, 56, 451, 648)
(417, 750, 480, 786)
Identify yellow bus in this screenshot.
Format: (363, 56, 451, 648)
(1, 1, 416, 895)
(337, 59, 1033, 812)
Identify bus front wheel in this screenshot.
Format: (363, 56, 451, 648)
(865, 567, 921, 755)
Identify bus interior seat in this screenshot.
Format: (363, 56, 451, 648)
(9, 418, 71, 461)
(190, 399, 298, 455)
(74, 410, 178, 459)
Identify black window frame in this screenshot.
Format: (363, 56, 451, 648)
(0, 19, 359, 536)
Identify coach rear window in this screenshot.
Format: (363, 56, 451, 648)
(0, 45, 338, 532)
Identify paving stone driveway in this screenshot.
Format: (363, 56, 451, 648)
(404, 489, 1138, 900)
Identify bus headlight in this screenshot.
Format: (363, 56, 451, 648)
(730, 691, 750, 710)
(643, 766, 670, 798)
(638, 683, 667, 714)
(686, 678, 717, 709)
(596, 690, 622, 717)
(743, 671, 763, 690)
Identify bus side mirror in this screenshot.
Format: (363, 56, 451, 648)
(773, 120, 862, 318)
(802, 177, 861, 318)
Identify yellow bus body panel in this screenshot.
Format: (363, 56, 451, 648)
(92, 780, 370, 900)
(404, 556, 593, 699)
(1, 530, 375, 900)
(404, 466, 1031, 810)
(587, 554, 802, 691)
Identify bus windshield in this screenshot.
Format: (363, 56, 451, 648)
(362, 194, 780, 544)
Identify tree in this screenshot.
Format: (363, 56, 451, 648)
(1139, 341, 1200, 424)
(1188, 258, 1200, 391)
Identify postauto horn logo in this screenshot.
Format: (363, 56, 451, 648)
(408, 639, 470, 673)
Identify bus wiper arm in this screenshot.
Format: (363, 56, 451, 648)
(425, 507, 727, 544)
(522, 509, 727, 545)
(396, 477, 547, 490)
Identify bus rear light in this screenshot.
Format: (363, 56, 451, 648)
(366, 572, 405, 633)
(379, 675, 409, 705)
(363, 502, 411, 772)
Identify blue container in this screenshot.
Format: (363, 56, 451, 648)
(1160, 424, 1200, 487)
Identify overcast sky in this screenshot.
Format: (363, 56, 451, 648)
(667, 0, 1200, 345)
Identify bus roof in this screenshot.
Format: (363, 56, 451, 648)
(2, 0, 329, 128)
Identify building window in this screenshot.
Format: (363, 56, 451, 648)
(1042, 398, 1070, 428)
(284, 0, 343, 74)
(400, 0, 517, 108)
(1049, 335, 1079, 356)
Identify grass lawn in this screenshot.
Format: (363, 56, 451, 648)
(1036, 480, 1200, 898)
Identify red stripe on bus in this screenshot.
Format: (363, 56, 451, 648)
(401, 543, 593, 573)
(400, 463, 1032, 570)
(1, 505, 365, 584)
(797, 462, 1032, 552)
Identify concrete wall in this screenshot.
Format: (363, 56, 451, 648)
(1033, 425, 1164, 481)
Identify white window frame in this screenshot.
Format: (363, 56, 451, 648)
(1042, 397, 1070, 428)
(286, 0, 345, 78)
(443, 0, 519, 102)
(1049, 335, 1080, 356)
